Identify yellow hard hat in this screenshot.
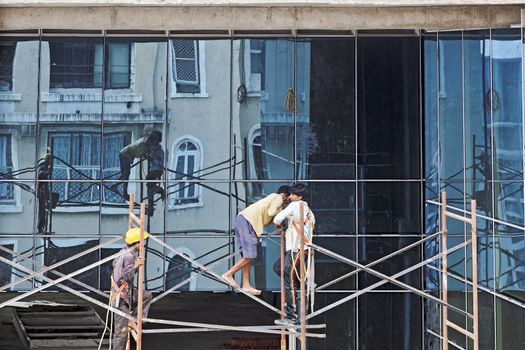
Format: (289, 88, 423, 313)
(125, 227, 150, 244)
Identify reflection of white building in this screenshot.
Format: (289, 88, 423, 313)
(0, 37, 261, 291)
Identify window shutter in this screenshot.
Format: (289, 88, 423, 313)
(172, 40, 199, 85)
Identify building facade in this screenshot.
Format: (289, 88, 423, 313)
(0, 2, 524, 349)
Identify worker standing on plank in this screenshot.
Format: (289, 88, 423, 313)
(272, 183, 315, 326)
(111, 228, 153, 350)
(222, 185, 290, 295)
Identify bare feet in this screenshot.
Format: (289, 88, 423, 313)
(242, 286, 261, 296)
(222, 274, 239, 289)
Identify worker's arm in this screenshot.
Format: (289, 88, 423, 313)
(273, 203, 293, 225)
(119, 254, 136, 284)
(267, 195, 283, 217)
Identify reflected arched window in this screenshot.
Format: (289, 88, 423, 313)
(166, 253, 193, 291)
(248, 126, 268, 199)
(171, 137, 202, 206)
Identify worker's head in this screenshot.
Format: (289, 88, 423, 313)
(147, 130, 162, 146)
(289, 183, 308, 202)
(125, 227, 150, 249)
(276, 185, 290, 202)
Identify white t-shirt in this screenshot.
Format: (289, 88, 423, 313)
(273, 200, 315, 252)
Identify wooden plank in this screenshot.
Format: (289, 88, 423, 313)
(444, 211, 472, 224)
(25, 325, 104, 330)
(447, 320, 474, 339)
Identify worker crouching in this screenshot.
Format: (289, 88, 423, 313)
(111, 228, 153, 350)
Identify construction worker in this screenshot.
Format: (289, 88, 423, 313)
(145, 142, 165, 217)
(111, 129, 163, 200)
(272, 183, 315, 326)
(36, 152, 51, 233)
(222, 185, 290, 295)
(111, 227, 153, 350)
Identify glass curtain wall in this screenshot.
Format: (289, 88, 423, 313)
(4, 28, 525, 350)
(424, 28, 525, 350)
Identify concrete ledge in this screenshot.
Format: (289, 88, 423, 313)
(0, 5, 522, 30)
(0, 0, 523, 7)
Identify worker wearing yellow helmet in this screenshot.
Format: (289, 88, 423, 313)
(111, 227, 152, 350)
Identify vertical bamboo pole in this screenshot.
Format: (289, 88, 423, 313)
(299, 202, 306, 350)
(471, 199, 479, 350)
(441, 192, 448, 350)
(127, 193, 135, 350)
(280, 227, 287, 350)
(129, 193, 135, 229)
(137, 201, 146, 350)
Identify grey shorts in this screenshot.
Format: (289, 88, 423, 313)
(234, 215, 258, 259)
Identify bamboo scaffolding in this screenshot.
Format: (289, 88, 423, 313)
(0, 190, 491, 350)
(440, 192, 479, 350)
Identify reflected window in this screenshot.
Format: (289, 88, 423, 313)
(49, 41, 130, 89)
(0, 242, 15, 287)
(171, 137, 202, 206)
(0, 41, 15, 91)
(49, 131, 130, 204)
(0, 134, 14, 204)
(171, 40, 200, 94)
(249, 39, 265, 91)
(248, 126, 267, 198)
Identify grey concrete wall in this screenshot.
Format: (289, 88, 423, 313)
(0, 5, 523, 31)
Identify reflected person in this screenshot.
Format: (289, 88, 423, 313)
(111, 130, 162, 200)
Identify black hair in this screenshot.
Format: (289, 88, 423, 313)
(290, 182, 308, 199)
(148, 129, 162, 143)
(276, 185, 290, 195)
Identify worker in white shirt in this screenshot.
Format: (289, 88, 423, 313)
(272, 183, 315, 326)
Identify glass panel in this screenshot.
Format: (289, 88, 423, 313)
(438, 32, 464, 182)
(464, 30, 492, 182)
(39, 37, 103, 237)
(495, 181, 524, 225)
(314, 237, 356, 291)
(358, 237, 421, 290)
(165, 236, 231, 292)
(0, 238, 35, 291)
(0, 37, 39, 182)
(232, 38, 294, 182)
(309, 182, 356, 235)
(495, 297, 525, 349)
(358, 293, 421, 350)
(42, 238, 100, 290)
(103, 38, 167, 216)
(357, 35, 420, 179)
(424, 33, 439, 181)
(494, 234, 525, 300)
(492, 29, 522, 182)
(296, 38, 356, 180)
(171, 39, 230, 180)
(358, 182, 420, 235)
(0, 180, 35, 234)
(309, 293, 356, 350)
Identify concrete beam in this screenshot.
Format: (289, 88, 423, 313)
(0, 0, 524, 7)
(0, 5, 522, 31)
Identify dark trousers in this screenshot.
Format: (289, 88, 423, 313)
(118, 153, 132, 196)
(112, 290, 153, 350)
(273, 250, 299, 320)
(146, 170, 163, 216)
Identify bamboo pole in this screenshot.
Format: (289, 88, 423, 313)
(281, 226, 287, 350)
(441, 192, 448, 350)
(299, 202, 306, 350)
(471, 199, 479, 350)
(136, 201, 146, 350)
